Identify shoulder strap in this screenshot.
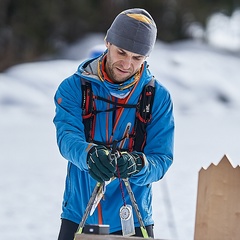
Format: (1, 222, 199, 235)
(132, 78, 155, 152)
(81, 78, 94, 141)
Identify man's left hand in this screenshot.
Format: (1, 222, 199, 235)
(115, 152, 144, 179)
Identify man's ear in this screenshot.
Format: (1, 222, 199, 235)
(105, 40, 110, 49)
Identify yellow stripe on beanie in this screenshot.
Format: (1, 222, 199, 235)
(125, 13, 153, 25)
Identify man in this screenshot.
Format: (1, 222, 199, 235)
(54, 8, 174, 239)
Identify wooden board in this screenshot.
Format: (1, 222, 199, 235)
(194, 155, 240, 239)
(75, 233, 163, 239)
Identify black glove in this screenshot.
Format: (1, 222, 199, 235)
(87, 145, 116, 182)
(115, 151, 144, 179)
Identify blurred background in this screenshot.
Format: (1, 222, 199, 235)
(1, 0, 240, 72)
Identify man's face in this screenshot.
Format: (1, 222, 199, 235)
(105, 43, 146, 83)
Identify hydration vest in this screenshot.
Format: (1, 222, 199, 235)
(81, 78, 155, 152)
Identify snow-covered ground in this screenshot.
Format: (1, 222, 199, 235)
(0, 10, 240, 240)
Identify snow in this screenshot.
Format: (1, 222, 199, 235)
(1, 15, 240, 239)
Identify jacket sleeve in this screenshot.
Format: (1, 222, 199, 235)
(53, 74, 94, 171)
(130, 83, 175, 186)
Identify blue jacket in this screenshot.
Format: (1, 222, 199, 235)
(53, 55, 174, 233)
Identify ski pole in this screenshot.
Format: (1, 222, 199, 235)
(122, 178, 149, 238)
(74, 142, 118, 238)
(74, 181, 103, 237)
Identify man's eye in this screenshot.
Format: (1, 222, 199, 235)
(118, 51, 125, 55)
(133, 57, 142, 61)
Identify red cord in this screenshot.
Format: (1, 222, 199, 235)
(116, 165, 126, 206)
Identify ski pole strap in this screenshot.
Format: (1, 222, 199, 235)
(122, 179, 149, 238)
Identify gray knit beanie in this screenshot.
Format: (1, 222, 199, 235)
(106, 8, 157, 56)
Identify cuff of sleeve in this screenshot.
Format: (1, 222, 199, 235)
(84, 143, 97, 170)
(139, 152, 148, 167)
(86, 143, 97, 152)
(133, 151, 148, 168)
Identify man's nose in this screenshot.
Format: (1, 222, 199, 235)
(121, 56, 132, 69)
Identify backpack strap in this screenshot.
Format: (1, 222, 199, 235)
(81, 78, 95, 142)
(130, 78, 155, 152)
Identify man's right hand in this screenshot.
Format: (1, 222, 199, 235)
(87, 145, 116, 182)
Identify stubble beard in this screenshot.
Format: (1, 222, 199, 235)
(105, 57, 134, 83)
